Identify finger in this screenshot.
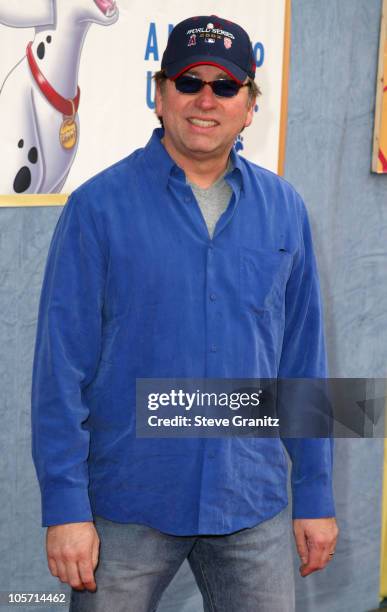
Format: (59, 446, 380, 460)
(300, 546, 328, 577)
(91, 535, 100, 570)
(55, 560, 69, 584)
(300, 548, 319, 577)
(312, 529, 338, 569)
(47, 557, 59, 578)
(294, 529, 309, 566)
(78, 559, 97, 591)
(66, 561, 85, 591)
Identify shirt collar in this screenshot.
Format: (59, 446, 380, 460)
(143, 128, 245, 191)
(226, 148, 244, 193)
(142, 128, 175, 188)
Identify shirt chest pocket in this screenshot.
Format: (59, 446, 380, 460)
(239, 246, 292, 314)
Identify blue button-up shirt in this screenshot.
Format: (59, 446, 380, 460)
(32, 128, 335, 533)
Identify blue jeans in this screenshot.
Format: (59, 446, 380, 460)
(70, 508, 295, 612)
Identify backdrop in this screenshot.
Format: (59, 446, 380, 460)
(0, 0, 288, 197)
(0, 1, 385, 611)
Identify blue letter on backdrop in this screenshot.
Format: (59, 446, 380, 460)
(145, 23, 158, 61)
(146, 71, 155, 109)
(253, 42, 265, 68)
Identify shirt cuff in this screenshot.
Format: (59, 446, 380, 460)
(41, 487, 93, 527)
(291, 476, 336, 518)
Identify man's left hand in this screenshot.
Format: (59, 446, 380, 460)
(293, 518, 339, 577)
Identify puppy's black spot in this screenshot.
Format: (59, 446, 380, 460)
(28, 147, 38, 164)
(46, 35, 52, 43)
(13, 167, 31, 193)
(18, 139, 24, 148)
(37, 42, 45, 60)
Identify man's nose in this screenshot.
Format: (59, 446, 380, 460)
(194, 83, 217, 108)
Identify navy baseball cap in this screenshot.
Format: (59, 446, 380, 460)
(161, 15, 256, 84)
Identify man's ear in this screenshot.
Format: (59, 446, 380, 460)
(244, 96, 257, 129)
(155, 82, 164, 119)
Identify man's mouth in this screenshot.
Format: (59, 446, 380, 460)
(94, 0, 118, 17)
(188, 118, 219, 128)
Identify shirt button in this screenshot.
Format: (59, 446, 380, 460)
(208, 244, 214, 250)
(210, 293, 217, 301)
(210, 344, 217, 353)
(184, 195, 191, 203)
(207, 452, 215, 459)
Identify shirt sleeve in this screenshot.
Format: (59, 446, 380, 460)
(278, 196, 335, 519)
(31, 190, 106, 527)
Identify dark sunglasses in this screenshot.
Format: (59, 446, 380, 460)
(172, 74, 249, 98)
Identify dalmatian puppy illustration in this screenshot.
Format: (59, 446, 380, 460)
(0, 0, 119, 194)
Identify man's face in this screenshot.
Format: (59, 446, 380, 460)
(155, 64, 256, 163)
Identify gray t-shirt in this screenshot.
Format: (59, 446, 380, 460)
(188, 160, 233, 238)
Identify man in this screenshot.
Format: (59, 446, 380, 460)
(32, 14, 338, 612)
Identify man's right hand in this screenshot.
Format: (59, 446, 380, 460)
(46, 522, 100, 591)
